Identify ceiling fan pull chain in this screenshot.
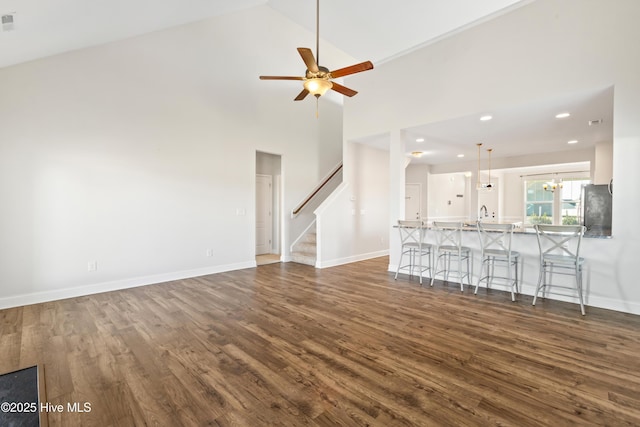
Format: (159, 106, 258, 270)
(316, 97, 319, 119)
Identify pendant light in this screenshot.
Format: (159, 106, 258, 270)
(476, 143, 482, 190)
(476, 143, 494, 190)
(486, 148, 494, 189)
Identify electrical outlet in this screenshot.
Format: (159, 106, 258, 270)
(206, 249, 213, 257)
(87, 261, 97, 272)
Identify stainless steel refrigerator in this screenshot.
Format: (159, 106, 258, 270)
(582, 183, 612, 237)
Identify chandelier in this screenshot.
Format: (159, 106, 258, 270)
(543, 179, 563, 192)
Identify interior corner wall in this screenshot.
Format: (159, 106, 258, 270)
(0, 5, 344, 309)
(594, 141, 613, 185)
(343, 0, 640, 313)
(317, 142, 390, 267)
(317, 101, 344, 173)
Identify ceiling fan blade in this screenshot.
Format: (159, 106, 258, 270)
(331, 82, 358, 97)
(259, 76, 304, 80)
(294, 89, 310, 101)
(297, 48, 319, 73)
(330, 61, 374, 78)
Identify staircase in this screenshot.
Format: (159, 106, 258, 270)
(289, 162, 342, 268)
(291, 226, 317, 266)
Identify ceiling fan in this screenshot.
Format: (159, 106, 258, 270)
(259, 0, 374, 102)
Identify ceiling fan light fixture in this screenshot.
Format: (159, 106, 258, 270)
(258, 0, 372, 106)
(303, 78, 333, 97)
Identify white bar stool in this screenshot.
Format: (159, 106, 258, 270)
(395, 220, 432, 285)
(533, 224, 586, 315)
(475, 222, 520, 301)
(430, 221, 472, 291)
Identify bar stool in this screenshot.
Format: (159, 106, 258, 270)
(430, 221, 472, 291)
(395, 220, 432, 285)
(533, 224, 586, 315)
(475, 222, 520, 301)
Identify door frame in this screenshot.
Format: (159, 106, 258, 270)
(256, 174, 273, 255)
(255, 151, 283, 259)
(405, 183, 422, 220)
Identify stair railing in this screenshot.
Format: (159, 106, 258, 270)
(288, 162, 343, 264)
(292, 162, 343, 217)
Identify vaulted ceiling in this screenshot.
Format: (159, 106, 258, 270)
(0, 0, 525, 69)
(0, 0, 611, 166)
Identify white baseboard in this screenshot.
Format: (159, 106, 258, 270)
(317, 250, 389, 269)
(0, 261, 257, 310)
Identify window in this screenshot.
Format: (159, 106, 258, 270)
(524, 177, 591, 225)
(525, 180, 553, 224)
(561, 178, 590, 225)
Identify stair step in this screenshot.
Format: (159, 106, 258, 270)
(302, 233, 316, 243)
(291, 227, 317, 267)
(291, 254, 316, 266)
(295, 242, 316, 254)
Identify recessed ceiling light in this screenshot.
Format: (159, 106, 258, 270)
(568, 140, 578, 144)
(416, 138, 425, 143)
(457, 154, 464, 158)
(480, 115, 492, 121)
(556, 112, 571, 118)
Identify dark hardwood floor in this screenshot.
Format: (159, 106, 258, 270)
(1, 256, 640, 426)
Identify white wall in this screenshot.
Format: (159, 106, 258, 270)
(594, 141, 614, 185)
(344, 0, 640, 314)
(316, 142, 390, 267)
(502, 172, 524, 222)
(427, 173, 468, 221)
(0, 6, 345, 308)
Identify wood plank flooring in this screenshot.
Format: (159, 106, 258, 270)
(2, 256, 640, 426)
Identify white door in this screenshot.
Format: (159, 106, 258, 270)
(256, 174, 273, 255)
(405, 183, 421, 220)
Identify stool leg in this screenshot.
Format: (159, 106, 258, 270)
(508, 256, 515, 302)
(430, 251, 439, 287)
(576, 265, 585, 315)
(469, 255, 473, 287)
(418, 246, 423, 285)
(512, 258, 519, 298)
(458, 252, 463, 292)
(445, 253, 451, 282)
(395, 248, 405, 280)
(533, 262, 544, 306)
(545, 264, 554, 299)
(474, 257, 485, 295)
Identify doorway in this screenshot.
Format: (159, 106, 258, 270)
(256, 174, 272, 255)
(256, 152, 282, 265)
(405, 183, 422, 220)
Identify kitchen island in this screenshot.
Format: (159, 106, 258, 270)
(391, 220, 616, 313)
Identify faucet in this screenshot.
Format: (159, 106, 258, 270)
(479, 205, 488, 221)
